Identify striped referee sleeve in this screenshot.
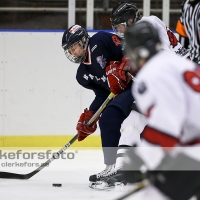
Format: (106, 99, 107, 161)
(176, 0, 200, 63)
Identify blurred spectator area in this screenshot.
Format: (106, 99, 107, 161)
(0, 0, 183, 30)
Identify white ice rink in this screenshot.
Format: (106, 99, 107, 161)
(0, 149, 144, 200)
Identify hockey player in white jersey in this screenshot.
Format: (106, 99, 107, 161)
(122, 20, 200, 200)
(110, 1, 189, 58)
(90, 1, 190, 190)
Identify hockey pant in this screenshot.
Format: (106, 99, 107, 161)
(115, 110, 148, 171)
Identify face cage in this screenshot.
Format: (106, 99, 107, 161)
(64, 49, 85, 63)
(112, 22, 127, 38)
(126, 49, 138, 72)
(126, 46, 150, 72)
(64, 38, 89, 63)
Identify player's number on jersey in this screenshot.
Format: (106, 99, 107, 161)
(184, 68, 200, 92)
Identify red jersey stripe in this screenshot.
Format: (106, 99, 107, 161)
(142, 126, 179, 147)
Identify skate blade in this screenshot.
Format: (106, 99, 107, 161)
(89, 181, 115, 190)
(113, 182, 126, 191)
(89, 181, 96, 188)
(89, 181, 125, 191)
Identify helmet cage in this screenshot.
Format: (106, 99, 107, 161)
(125, 45, 151, 71)
(64, 36, 89, 63)
(112, 22, 127, 38)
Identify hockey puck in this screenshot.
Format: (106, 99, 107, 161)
(52, 183, 62, 187)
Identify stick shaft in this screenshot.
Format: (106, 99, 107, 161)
(127, 72, 137, 82)
(87, 92, 115, 125)
(0, 92, 115, 179)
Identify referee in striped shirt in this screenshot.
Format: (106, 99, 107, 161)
(176, 0, 200, 64)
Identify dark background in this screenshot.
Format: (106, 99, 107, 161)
(0, 0, 183, 30)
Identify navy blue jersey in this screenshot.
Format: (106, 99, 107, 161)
(76, 31, 124, 111)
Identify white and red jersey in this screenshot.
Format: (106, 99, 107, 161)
(132, 51, 200, 170)
(132, 50, 200, 148)
(138, 16, 189, 58)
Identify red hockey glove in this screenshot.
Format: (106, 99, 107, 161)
(76, 109, 99, 141)
(115, 56, 135, 83)
(106, 61, 128, 95)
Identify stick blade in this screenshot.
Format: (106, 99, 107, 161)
(0, 172, 27, 179)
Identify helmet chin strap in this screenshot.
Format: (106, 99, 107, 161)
(79, 36, 89, 62)
(83, 36, 90, 51)
(74, 36, 89, 63)
(79, 48, 88, 63)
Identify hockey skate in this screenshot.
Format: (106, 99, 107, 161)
(89, 164, 115, 188)
(89, 169, 127, 190)
(90, 169, 145, 190)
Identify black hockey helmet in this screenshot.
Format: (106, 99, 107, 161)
(62, 25, 90, 63)
(110, 1, 141, 37)
(124, 21, 162, 71)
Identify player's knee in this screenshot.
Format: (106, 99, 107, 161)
(99, 106, 126, 129)
(121, 111, 147, 134)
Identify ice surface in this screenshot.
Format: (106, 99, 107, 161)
(0, 149, 144, 200)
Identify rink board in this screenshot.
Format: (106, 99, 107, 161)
(0, 135, 101, 147)
(0, 31, 179, 148)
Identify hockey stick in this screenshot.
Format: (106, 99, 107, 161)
(0, 92, 115, 179)
(114, 179, 149, 200)
(127, 72, 137, 82)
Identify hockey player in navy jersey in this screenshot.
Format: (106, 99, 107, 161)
(61, 25, 134, 187)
